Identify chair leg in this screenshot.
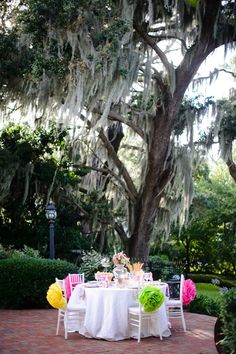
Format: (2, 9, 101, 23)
(56, 313, 60, 335)
(181, 308, 186, 332)
(166, 307, 172, 328)
(158, 315, 163, 340)
(138, 316, 141, 343)
(64, 312, 68, 339)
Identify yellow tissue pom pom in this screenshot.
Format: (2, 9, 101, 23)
(46, 282, 66, 309)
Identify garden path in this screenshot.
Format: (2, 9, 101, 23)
(0, 310, 217, 354)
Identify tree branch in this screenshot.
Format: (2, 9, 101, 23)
(114, 221, 129, 245)
(108, 110, 145, 139)
(134, 22, 173, 79)
(98, 128, 138, 201)
(193, 68, 236, 84)
(149, 34, 187, 51)
(82, 165, 137, 202)
(175, 0, 223, 102)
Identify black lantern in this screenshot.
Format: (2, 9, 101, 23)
(45, 203, 57, 259)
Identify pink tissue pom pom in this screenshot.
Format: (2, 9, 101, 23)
(182, 279, 197, 305)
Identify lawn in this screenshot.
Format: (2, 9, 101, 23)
(196, 283, 221, 299)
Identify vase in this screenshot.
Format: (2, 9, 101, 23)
(113, 264, 127, 279)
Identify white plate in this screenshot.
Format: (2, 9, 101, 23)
(85, 281, 99, 288)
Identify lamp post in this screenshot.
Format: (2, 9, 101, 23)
(45, 203, 57, 259)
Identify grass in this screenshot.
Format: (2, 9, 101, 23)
(196, 283, 221, 299)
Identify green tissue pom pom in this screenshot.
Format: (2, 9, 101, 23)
(139, 286, 165, 312)
(185, 0, 200, 7)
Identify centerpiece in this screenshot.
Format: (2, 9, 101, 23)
(112, 251, 129, 282)
(127, 261, 144, 285)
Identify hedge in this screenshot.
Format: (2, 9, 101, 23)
(0, 257, 79, 309)
(188, 273, 236, 289)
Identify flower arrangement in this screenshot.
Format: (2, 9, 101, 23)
(139, 285, 165, 312)
(127, 261, 143, 273)
(182, 279, 197, 305)
(112, 251, 130, 266)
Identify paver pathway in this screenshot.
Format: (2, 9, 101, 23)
(0, 310, 217, 354)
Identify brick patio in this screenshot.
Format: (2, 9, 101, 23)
(0, 310, 218, 354)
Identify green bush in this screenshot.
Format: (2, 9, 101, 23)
(0, 244, 8, 259)
(148, 255, 178, 281)
(0, 257, 79, 309)
(188, 294, 221, 317)
(78, 249, 105, 280)
(188, 274, 236, 289)
(218, 287, 236, 354)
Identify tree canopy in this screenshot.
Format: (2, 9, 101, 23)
(1, 0, 236, 260)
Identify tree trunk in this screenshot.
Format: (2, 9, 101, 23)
(128, 98, 176, 261)
(126, 0, 222, 261)
(226, 158, 236, 182)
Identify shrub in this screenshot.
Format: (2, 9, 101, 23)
(148, 256, 178, 281)
(78, 249, 105, 280)
(0, 257, 78, 309)
(188, 294, 221, 317)
(0, 244, 8, 260)
(188, 274, 236, 289)
(218, 287, 236, 354)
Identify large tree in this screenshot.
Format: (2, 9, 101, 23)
(1, 0, 236, 261)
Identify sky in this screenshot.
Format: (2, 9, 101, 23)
(189, 46, 236, 99)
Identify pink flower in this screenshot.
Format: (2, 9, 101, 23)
(182, 279, 197, 305)
(112, 251, 129, 266)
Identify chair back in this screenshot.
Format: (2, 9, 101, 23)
(179, 274, 185, 302)
(68, 273, 85, 294)
(55, 277, 67, 304)
(139, 285, 165, 312)
(166, 274, 184, 300)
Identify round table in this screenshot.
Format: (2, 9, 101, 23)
(67, 283, 171, 341)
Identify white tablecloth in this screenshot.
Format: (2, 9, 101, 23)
(67, 283, 171, 341)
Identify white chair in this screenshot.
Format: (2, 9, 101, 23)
(55, 277, 86, 339)
(128, 286, 163, 343)
(68, 273, 85, 295)
(128, 304, 162, 342)
(55, 278, 67, 337)
(165, 274, 186, 331)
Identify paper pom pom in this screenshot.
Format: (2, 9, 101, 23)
(46, 282, 66, 309)
(139, 286, 165, 312)
(182, 279, 197, 305)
